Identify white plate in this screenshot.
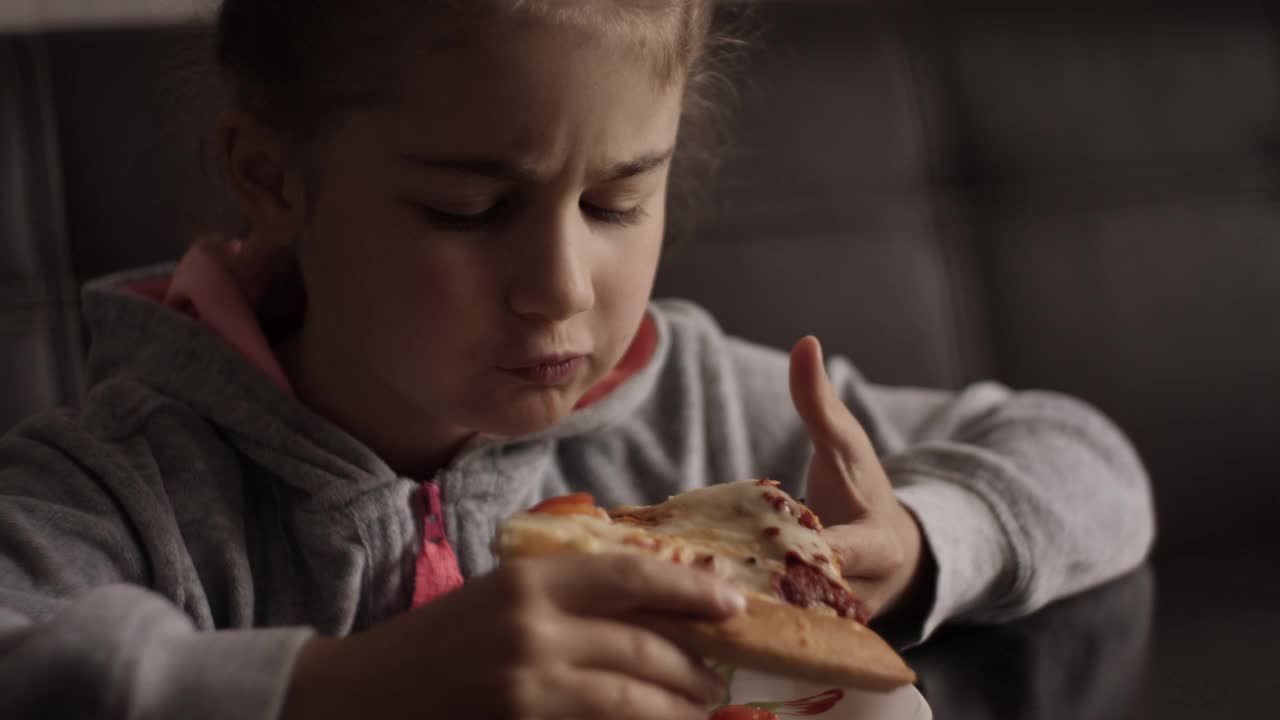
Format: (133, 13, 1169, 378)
(710, 664, 932, 720)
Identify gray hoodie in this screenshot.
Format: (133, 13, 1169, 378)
(0, 268, 1155, 719)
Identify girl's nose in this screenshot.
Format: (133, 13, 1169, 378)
(507, 209, 596, 322)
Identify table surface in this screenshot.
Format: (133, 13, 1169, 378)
(902, 544, 1279, 719)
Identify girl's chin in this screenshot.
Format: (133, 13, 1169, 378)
(477, 390, 582, 437)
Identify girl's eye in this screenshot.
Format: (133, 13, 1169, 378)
(582, 202, 647, 227)
(411, 198, 646, 231)
(416, 201, 508, 232)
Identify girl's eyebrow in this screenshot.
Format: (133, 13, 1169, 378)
(398, 148, 675, 184)
(592, 149, 675, 183)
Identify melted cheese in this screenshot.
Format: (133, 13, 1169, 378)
(501, 479, 849, 612)
(631, 480, 846, 595)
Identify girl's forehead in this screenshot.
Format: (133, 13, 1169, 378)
(357, 16, 686, 172)
(368, 2, 692, 94)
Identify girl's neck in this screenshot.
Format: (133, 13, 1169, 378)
(276, 326, 473, 480)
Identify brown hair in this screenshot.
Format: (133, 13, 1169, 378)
(213, 0, 752, 231)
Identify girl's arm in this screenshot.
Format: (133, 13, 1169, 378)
(851, 369, 1156, 642)
(0, 416, 735, 720)
(0, 424, 313, 720)
(708, 315, 1155, 645)
(0, 588, 312, 719)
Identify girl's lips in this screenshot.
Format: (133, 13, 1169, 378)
(502, 356, 585, 386)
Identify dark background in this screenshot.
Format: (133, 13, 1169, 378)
(3, 1, 1278, 717)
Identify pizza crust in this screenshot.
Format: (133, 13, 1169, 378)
(637, 596, 916, 692)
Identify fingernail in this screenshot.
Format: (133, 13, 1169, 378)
(719, 587, 747, 614)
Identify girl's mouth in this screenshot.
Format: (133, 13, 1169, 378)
(502, 356, 586, 386)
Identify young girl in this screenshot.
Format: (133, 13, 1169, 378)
(0, 1, 1154, 719)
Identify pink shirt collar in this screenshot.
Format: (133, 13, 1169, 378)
(132, 241, 295, 395)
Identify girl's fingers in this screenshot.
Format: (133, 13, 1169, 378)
(791, 336, 876, 524)
(788, 336, 874, 465)
(820, 523, 904, 579)
(829, 523, 908, 620)
(539, 554, 745, 620)
(563, 618, 725, 707)
(788, 335, 847, 458)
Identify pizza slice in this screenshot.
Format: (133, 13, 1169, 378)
(492, 478, 916, 691)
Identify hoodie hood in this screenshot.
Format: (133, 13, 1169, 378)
(79, 265, 673, 512)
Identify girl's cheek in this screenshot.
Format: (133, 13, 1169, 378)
(411, 244, 502, 311)
(617, 225, 664, 280)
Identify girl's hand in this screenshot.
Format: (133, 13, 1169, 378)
(788, 336, 927, 619)
(283, 554, 744, 720)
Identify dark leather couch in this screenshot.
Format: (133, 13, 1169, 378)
(3, 2, 1278, 715)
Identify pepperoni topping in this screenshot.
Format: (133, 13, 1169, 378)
(609, 510, 660, 526)
(694, 553, 717, 570)
(528, 493, 597, 516)
(798, 510, 820, 530)
(778, 551, 870, 623)
(761, 492, 789, 513)
(622, 534, 662, 552)
(763, 526, 781, 538)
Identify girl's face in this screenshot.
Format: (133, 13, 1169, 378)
(291, 17, 683, 442)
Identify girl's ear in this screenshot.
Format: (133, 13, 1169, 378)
(217, 110, 308, 246)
